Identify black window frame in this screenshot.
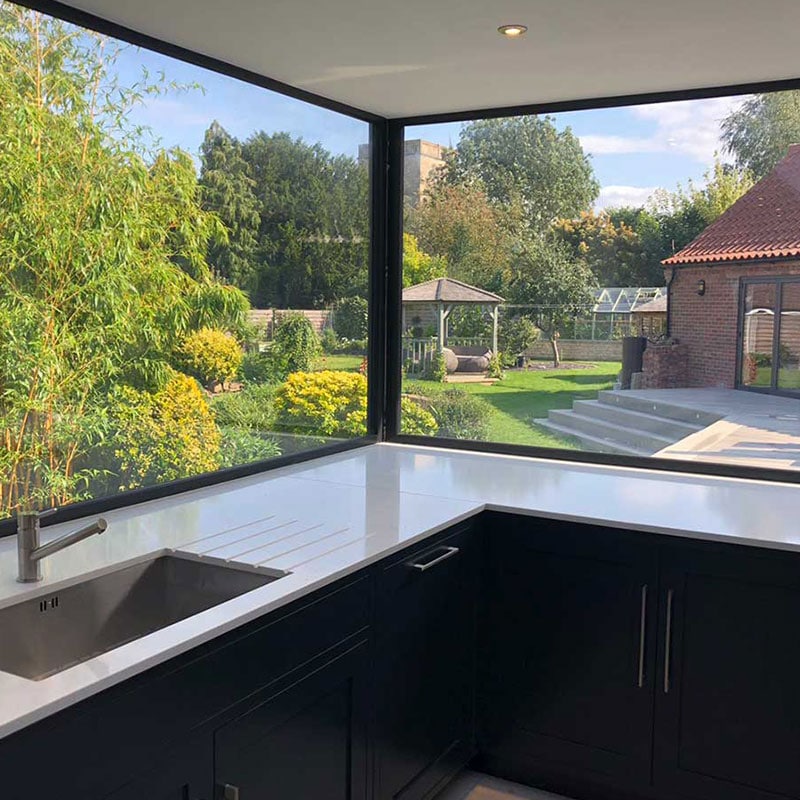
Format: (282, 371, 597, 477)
(385, 85, 800, 486)
(1, 0, 799, 543)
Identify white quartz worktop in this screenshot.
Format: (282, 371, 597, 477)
(1, 442, 798, 740)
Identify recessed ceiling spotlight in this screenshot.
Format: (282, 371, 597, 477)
(498, 24, 528, 38)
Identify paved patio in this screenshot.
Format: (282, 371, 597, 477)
(626, 389, 800, 471)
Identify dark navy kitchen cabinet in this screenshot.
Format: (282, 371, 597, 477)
(373, 523, 478, 800)
(478, 513, 659, 797)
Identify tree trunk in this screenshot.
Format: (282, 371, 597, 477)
(551, 334, 560, 368)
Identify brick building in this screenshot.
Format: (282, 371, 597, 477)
(659, 145, 800, 394)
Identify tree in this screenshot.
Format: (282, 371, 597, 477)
(407, 183, 511, 291)
(440, 116, 599, 235)
(0, 6, 246, 515)
(722, 91, 800, 180)
(646, 158, 753, 261)
(241, 131, 370, 307)
(505, 239, 596, 366)
(199, 122, 261, 296)
(552, 210, 656, 286)
(402, 233, 445, 287)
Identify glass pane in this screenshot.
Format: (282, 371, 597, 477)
(399, 92, 800, 475)
(0, 2, 369, 519)
(778, 283, 800, 391)
(740, 284, 776, 388)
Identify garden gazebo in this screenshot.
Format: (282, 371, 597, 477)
(402, 278, 504, 353)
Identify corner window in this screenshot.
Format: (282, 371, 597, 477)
(399, 92, 800, 475)
(0, 1, 371, 521)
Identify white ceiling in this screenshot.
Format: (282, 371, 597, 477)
(64, 0, 800, 118)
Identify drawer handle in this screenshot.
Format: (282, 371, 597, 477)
(409, 546, 460, 572)
(664, 588, 674, 694)
(637, 584, 648, 688)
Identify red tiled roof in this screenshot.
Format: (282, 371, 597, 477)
(663, 144, 800, 266)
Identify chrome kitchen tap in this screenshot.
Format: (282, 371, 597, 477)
(17, 509, 107, 583)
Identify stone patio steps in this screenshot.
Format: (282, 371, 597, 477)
(596, 390, 721, 426)
(535, 418, 651, 456)
(535, 390, 715, 457)
(572, 400, 703, 439)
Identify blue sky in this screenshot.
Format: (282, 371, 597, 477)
(113, 42, 745, 212)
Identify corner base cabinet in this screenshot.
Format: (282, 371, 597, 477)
(478, 513, 659, 796)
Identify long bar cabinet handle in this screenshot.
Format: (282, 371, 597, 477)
(663, 588, 674, 694)
(409, 546, 460, 572)
(637, 584, 648, 688)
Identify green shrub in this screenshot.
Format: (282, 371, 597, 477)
(333, 296, 368, 340)
(422, 349, 447, 382)
(273, 371, 367, 437)
(272, 313, 321, 378)
(430, 388, 490, 440)
(107, 372, 220, 490)
(749, 351, 772, 367)
(332, 337, 368, 355)
(239, 350, 277, 384)
(487, 352, 504, 379)
(319, 327, 340, 354)
(212, 384, 276, 431)
(218, 427, 281, 468)
(499, 315, 539, 363)
(176, 328, 242, 390)
(400, 397, 438, 436)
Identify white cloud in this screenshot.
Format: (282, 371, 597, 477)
(595, 185, 660, 210)
(580, 96, 747, 163)
(580, 135, 663, 156)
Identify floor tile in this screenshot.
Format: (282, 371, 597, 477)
(436, 770, 574, 800)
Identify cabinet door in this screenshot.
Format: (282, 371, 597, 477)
(214, 640, 369, 800)
(102, 733, 212, 800)
(655, 544, 800, 800)
(374, 524, 477, 800)
(479, 515, 658, 789)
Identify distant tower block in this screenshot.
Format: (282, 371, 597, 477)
(358, 139, 448, 206)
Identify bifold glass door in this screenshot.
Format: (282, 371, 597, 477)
(740, 278, 800, 393)
(778, 282, 800, 392)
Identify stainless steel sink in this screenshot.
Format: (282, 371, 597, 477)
(0, 553, 287, 680)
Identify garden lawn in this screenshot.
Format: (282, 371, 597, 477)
(406, 361, 620, 449)
(313, 354, 364, 372)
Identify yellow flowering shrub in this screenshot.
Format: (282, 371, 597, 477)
(274, 371, 367, 437)
(177, 328, 242, 390)
(109, 372, 221, 489)
(274, 371, 437, 438)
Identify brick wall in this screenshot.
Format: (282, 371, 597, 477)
(524, 339, 622, 361)
(642, 342, 689, 388)
(668, 261, 800, 388)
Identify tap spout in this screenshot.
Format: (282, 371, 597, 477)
(30, 518, 107, 562)
(17, 512, 107, 583)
